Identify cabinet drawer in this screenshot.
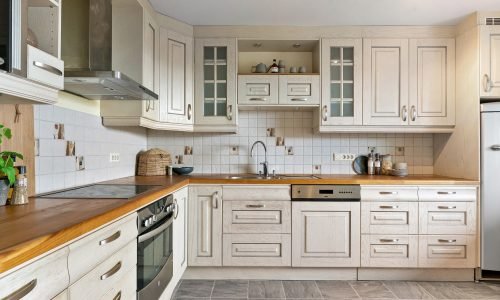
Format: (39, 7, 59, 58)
(238, 75, 279, 105)
(361, 235, 418, 268)
(418, 187, 477, 202)
(361, 186, 418, 201)
(418, 235, 476, 268)
(0, 247, 69, 300)
(223, 185, 290, 201)
(27, 45, 64, 89)
(279, 75, 320, 105)
(69, 240, 137, 300)
(361, 202, 418, 234)
(101, 265, 137, 300)
(419, 202, 476, 234)
(223, 234, 291, 266)
(68, 213, 138, 283)
(223, 200, 291, 233)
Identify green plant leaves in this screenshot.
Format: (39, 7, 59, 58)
(0, 124, 23, 186)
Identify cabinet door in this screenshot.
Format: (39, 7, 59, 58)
(321, 39, 363, 125)
(160, 28, 194, 125)
(279, 75, 320, 105)
(291, 201, 360, 267)
(363, 39, 409, 125)
(173, 187, 188, 278)
(142, 11, 160, 121)
(238, 75, 279, 105)
(194, 38, 237, 127)
(409, 39, 455, 126)
(188, 186, 223, 266)
(480, 26, 500, 98)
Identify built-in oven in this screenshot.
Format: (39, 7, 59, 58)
(137, 194, 176, 300)
(0, 0, 27, 75)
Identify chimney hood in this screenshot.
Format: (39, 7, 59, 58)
(62, 0, 158, 100)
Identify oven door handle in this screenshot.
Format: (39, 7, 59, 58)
(138, 217, 173, 243)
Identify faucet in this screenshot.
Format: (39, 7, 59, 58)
(250, 140, 269, 177)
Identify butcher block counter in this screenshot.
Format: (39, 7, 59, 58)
(0, 174, 478, 275)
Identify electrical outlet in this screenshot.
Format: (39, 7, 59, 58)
(367, 146, 376, 153)
(76, 156, 85, 171)
(396, 146, 405, 156)
(333, 153, 356, 161)
(109, 153, 120, 162)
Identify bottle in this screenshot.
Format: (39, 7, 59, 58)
(367, 152, 374, 175)
(269, 59, 279, 73)
(10, 166, 28, 205)
(374, 153, 381, 175)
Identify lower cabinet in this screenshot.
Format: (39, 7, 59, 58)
(418, 235, 476, 268)
(223, 234, 291, 266)
(174, 187, 189, 277)
(361, 235, 418, 268)
(291, 201, 361, 267)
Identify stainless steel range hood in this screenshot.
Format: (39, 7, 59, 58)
(62, 0, 158, 100)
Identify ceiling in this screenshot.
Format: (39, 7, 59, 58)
(150, 0, 500, 26)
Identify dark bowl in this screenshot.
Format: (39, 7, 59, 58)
(173, 167, 194, 175)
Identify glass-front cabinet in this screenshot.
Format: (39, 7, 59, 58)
(195, 38, 237, 130)
(321, 39, 362, 126)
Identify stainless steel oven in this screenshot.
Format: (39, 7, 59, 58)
(137, 195, 175, 300)
(0, 0, 27, 75)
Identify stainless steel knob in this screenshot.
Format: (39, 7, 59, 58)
(143, 219, 150, 227)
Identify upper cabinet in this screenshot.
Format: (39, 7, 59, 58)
(480, 26, 500, 98)
(321, 39, 363, 126)
(194, 38, 238, 132)
(141, 11, 160, 121)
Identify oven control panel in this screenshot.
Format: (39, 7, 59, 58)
(137, 194, 174, 233)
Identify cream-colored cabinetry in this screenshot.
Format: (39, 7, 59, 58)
(480, 26, 500, 98)
(0, 247, 69, 300)
(188, 185, 223, 266)
(174, 187, 189, 278)
(238, 75, 279, 105)
(279, 75, 320, 105)
(292, 201, 360, 267)
(361, 235, 418, 268)
(194, 38, 238, 132)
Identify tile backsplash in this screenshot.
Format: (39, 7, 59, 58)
(148, 111, 434, 175)
(34, 105, 147, 193)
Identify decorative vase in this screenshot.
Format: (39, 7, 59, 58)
(0, 179, 9, 206)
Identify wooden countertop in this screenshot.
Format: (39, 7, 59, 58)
(0, 174, 478, 275)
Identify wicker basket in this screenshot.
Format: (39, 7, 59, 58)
(137, 148, 172, 176)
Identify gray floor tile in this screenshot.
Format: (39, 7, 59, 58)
(282, 280, 322, 299)
(451, 282, 500, 299)
(383, 281, 433, 299)
(316, 281, 359, 299)
(249, 280, 285, 299)
(417, 281, 470, 299)
(349, 281, 395, 299)
(174, 280, 214, 298)
(211, 280, 249, 298)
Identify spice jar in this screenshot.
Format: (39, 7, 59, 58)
(381, 155, 393, 175)
(10, 166, 28, 205)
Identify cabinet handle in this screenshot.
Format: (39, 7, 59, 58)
(227, 105, 233, 120)
(174, 198, 179, 219)
(322, 105, 328, 121)
(402, 106, 408, 122)
(100, 261, 122, 280)
(410, 105, 417, 121)
(213, 191, 219, 209)
(437, 191, 456, 195)
(484, 74, 493, 92)
(113, 291, 122, 300)
(249, 97, 267, 101)
(438, 205, 457, 209)
(438, 239, 457, 243)
(3, 279, 37, 300)
(99, 230, 121, 246)
(187, 104, 192, 120)
(379, 205, 399, 209)
(33, 61, 63, 76)
(246, 204, 265, 208)
(379, 239, 400, 243)
(490, 145, 500, 151)
(379, 191, 398, 195)
(291, 98, 308, 102)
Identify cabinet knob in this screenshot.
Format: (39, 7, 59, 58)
(484, 74, 493, 92)
(410, 105, 416, 122)
(401, 106, 408, 122)
(187, 104, 192, 120)
(322, 105, 328, 122)
(227, 105, 233, 120)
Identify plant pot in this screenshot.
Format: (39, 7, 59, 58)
(0, 179, 9, 206)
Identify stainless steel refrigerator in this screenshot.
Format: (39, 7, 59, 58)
(481, 102, 500, 272)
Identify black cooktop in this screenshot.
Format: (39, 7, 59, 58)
(39, 184, 160, 199)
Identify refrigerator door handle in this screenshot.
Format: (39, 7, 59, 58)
(491, 145, 500, 151)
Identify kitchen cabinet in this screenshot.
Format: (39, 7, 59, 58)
(238, 75, 279, 105)
(279, 75, 320, 105)
(409, 39, 455, 126)
(418, 235, 476, 268)
(173, 187, 189, 279)
(188, 185, 223, 266)
(194, 38, 238, 132)
(291, 201, 360, 267)
(361, 235, 418, 268)
(321, 39, 363, 126)
(480, 26, 500, 98)
(142, 11, 161, 121)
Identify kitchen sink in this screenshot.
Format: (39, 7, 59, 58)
(224, 174, 320, 180)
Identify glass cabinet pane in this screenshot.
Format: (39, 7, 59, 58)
(204, 47, 214, 62)
(330, 65, 341, 81)
(330, 47, 341, 63)
(203, 46, 228, 117)
(329, 46, 356, 118)
(331, 101, 341, 117)
(343, 47, 354, 62)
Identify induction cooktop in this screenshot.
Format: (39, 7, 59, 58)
(39, 184, 161, 199)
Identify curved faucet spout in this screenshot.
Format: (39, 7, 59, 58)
(250, 140, 269, 177)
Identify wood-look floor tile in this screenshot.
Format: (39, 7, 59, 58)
(248, 280, 285, 299)
(417, 282, 470, 299)
(383, 281, 433, 299)
(451, 282, 500, 299)
(316, 281, 359, 299)
(211, 280, 249, 298)
(349, 281, 396, 299)
(282, 280, 322, 299)
(174, 280, 214, 298)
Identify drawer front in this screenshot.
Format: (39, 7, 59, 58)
(101, 265, 137, 300)
(361, 235, 418, 267)
(223, 185, 291, 201)
(27, 45, 64, 89)
(223, 234, 291, 266)
(69, 240, 137, 300)
(361, 202, 418, 234)
(279, 75, 320, 105)
(361, 186, 418, 201)
(68, 213, 138, 284)
(0, 247, 69, 300)
(223, 200, 291, 233)
(418, 187, 477, 202)
(238, 75, 279, 105)
(418, 235, 476, 268)
(419, 202, 476, 234)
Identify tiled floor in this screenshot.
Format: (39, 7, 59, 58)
(172, 280, 500, 299)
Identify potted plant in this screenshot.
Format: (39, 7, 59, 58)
(0, 124, 23, 206)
